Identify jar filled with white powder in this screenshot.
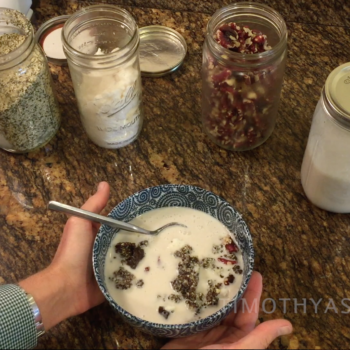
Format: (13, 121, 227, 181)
(62, 5, 143, 149)
(301, 62, 350, 213)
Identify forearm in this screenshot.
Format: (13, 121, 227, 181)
(19, 267, 72, 331)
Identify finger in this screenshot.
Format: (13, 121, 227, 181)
(222, 271, 262, 331)
(232, 319, 293, 349)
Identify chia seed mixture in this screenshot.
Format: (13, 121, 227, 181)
(115, 242, 145, 270)
(109, 267, 135, 290)
(2, 9, 31, 36)
(0, 10, 60, 152)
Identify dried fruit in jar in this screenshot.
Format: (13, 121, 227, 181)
(215, 23, 271, 54)
(204, 22, 277, 150)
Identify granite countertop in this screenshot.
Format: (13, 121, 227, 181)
(1, 0, 350, 348)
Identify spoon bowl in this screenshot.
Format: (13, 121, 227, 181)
(48, 201, 186, 235)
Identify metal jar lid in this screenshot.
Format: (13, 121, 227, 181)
(35, 15, 70, 65)
(139, 25, 187, 77)
(323, 62, 350, 127)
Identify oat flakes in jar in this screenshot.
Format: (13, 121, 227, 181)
(62, 5, 143, 149)
(202, 2, 287, 151)
(301, 63, 350, 213)
(0, 8, 61, 153)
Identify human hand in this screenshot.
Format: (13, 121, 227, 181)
(19, 182, 110, 330)
(163, 272, 292, 350)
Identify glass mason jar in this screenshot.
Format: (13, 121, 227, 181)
(202, 2, 287, 151)
(301, 63, 350, 213)
(0, 8, 61, 153)
(62, 5, 143, 149)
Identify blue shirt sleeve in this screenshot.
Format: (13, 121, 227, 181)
(0, 284, 37, 349)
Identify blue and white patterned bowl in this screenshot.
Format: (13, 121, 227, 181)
(93, 184, 254, 338)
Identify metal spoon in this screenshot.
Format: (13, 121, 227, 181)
(48, 201, 186, 236)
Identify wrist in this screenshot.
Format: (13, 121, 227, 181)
(19, 267, 72, 330)
(25, 292, 46, 337)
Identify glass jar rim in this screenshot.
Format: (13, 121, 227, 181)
(62, 4, 139, 69)
(206, 2, 287, 66)
(0, 8, 35, 69)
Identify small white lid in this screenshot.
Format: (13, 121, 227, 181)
(324, 62, 350, 124)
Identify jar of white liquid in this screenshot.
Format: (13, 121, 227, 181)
(301, 62, 350, 213)
(62, 5, 143, 149)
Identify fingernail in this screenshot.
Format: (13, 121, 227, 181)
(97, 182, 105, 192)
(279, 325, 293, 336)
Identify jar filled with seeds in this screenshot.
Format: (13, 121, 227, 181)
(202, 2, 287, 151)
(0, 8, 60, 153)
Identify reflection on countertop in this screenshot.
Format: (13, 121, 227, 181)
(0, 0, 350, 349)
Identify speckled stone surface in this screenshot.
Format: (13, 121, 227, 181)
(1, 0, 350, 349)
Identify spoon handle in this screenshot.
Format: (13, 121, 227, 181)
(48, 201, 151, 235)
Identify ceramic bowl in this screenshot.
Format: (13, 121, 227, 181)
(93, 184, 254, 338)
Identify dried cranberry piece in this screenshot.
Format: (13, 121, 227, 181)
(216, 25, 240, 50)
(216, 29, 229, 48)
(221, 24, 238, 41)
(225, 243, 239, 253)
(253, 35, 265, 44)
(218, 257, 238, 265)
(219, 85, 235, 95)
(212, 69, 231, 84)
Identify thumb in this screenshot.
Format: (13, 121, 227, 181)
(81, 181, 110, 213)
(233, 320, 293, 349)
(67, 181, 110, 235)
(53, 182, 111, 260)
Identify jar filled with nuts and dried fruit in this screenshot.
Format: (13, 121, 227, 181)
(202, 2, 287, 151)
(0, 9, 61, 153)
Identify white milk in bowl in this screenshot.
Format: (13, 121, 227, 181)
(104, 207, 244, 324)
